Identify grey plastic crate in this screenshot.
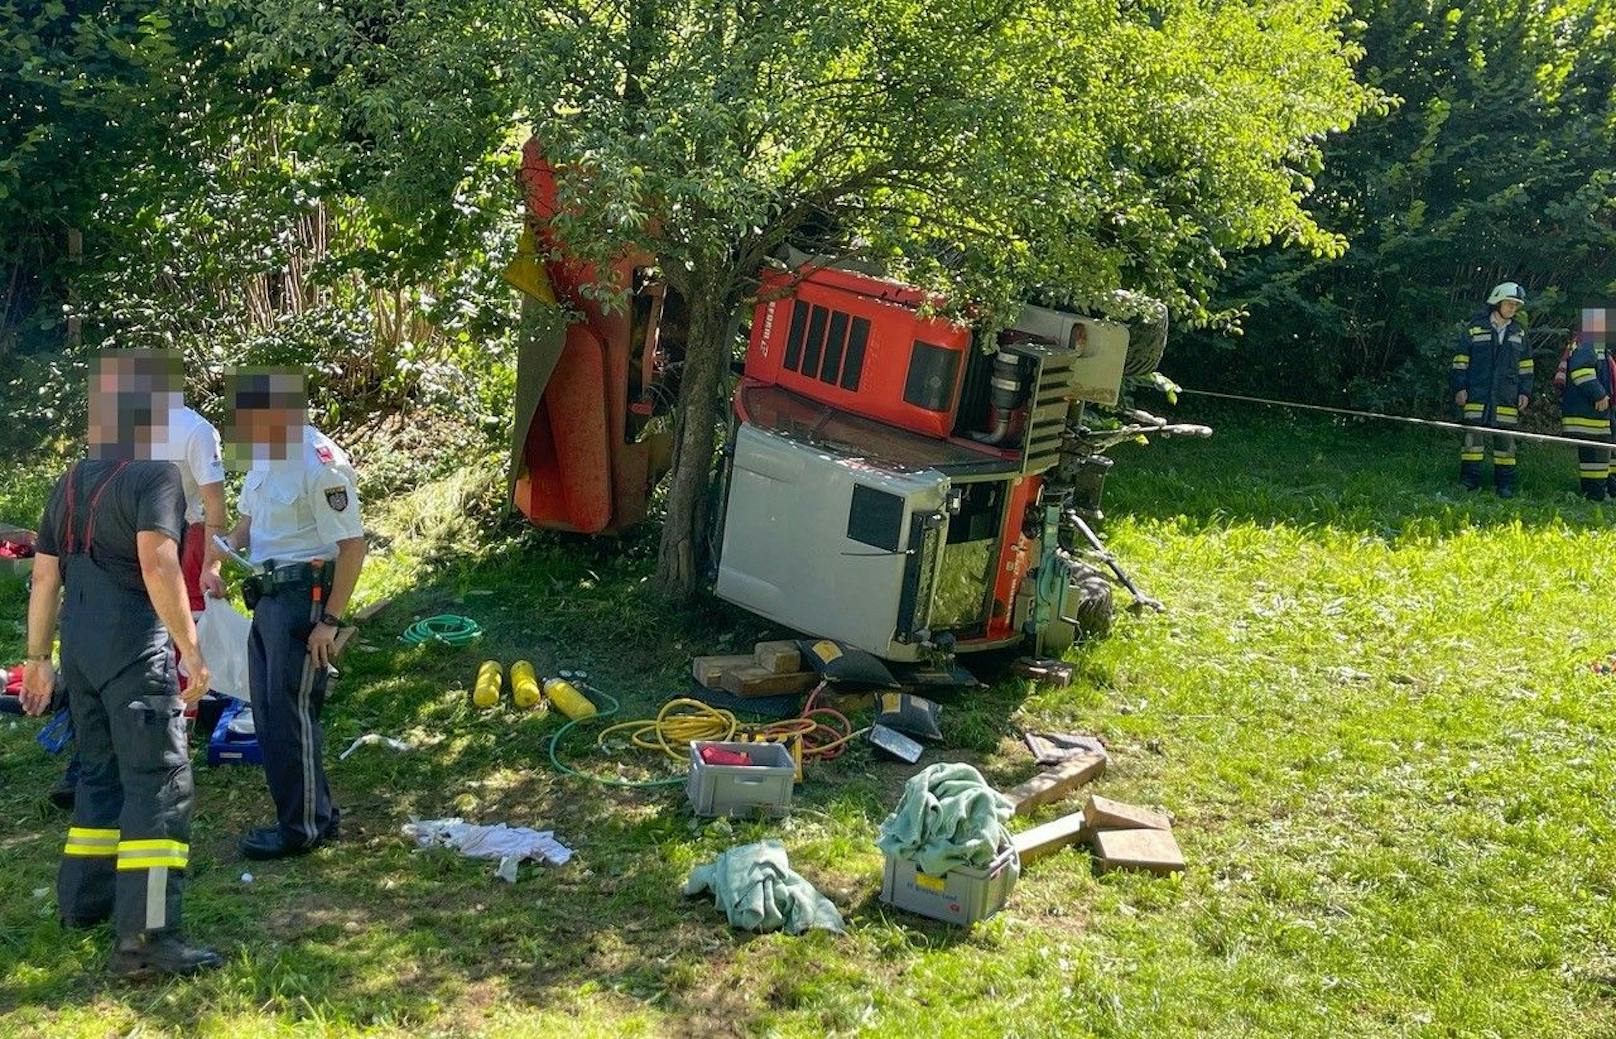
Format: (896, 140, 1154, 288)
(687, 740, 796, 818)
(880, 846, 1017, 926)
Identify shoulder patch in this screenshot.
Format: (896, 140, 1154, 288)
(324, 487, 350, 512)
(315, 444, 335, 465)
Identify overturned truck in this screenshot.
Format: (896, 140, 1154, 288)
(507, 143, 1199, 666)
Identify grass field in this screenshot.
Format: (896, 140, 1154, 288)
(3, 404, 1616, 1038)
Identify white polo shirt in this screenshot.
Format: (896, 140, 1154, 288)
(239, 426, 364, 565)
(162, 404, 226, 525)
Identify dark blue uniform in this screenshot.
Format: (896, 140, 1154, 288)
(1450, 309, 1531, 492)
(37, 461, 194, 937)
(1560, 339, 1614, 499)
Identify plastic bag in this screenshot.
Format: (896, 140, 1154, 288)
(195, 598, 253, 702)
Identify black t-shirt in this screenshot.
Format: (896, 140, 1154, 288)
(36, 460, 186, 593)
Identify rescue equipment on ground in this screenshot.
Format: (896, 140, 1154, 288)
(472, 660, 503, 708)
(510, 660, 545, 710)
(867, 723, 924, 763)
(207, 700, 263, 766)
(543, 676, 598, 720)
(687, 739, 797, 817)
(876, 762, 1021, 927)
(872, 691, 944, 741)
(400, 615, 485, 647)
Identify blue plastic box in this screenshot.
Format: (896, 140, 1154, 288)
(207, 700, 263, 766)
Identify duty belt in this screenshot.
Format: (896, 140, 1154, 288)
(243, 560, 332, 610)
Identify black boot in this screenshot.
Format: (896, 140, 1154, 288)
(1606, 472, 1616, 500)
(47, 754, 80, 812)
(1582, 478, 1607, 502)
(239, 821, 338, 861)
(1494, 466, 1517, 499)
(108, 931, 223, 978)
(1459, 460, 1482, 491)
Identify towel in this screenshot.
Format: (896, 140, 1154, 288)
(876, 762, 1016, 875)
(684, 840, 844, 934)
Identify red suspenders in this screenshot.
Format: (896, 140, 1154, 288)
(61, 460, 131, 557)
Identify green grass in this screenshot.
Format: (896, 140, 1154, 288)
(4, 405, 1616, 1037)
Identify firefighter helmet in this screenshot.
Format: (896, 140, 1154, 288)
(1488, 282, 1527, 307)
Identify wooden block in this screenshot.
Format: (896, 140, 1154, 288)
(1091, 827, 1184, 875)
(1005, 752, 1107, 817)
(719, 666, 818, 698)
(1084, 794, 1171, 832)
(353, 596, 396, 624)
(691, 654, 755, 689)
(753, 639, 802, 675)
(1011, 812, 1091, 866)
(1010, 657, 1074, 687)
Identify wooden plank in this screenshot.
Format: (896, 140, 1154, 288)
(1005, 752, 1107, 817)
(719, 665, 818, 698)
(353, 596, 396, 624)
(1084, 794, 1171, 832)
(753, 639, 802, 675)
(1011, 812, 1091, 866)
(692, 654, 755, 689)
(1091, 827, 1184, 875)
(1010, 657, 1074, 687)
(332, 625, 358, 661)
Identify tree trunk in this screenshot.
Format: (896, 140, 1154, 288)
(654, 274, 735, 600)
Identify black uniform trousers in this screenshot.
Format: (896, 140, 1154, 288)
(248, 580, 338, 846)
(57, 557, 192, 936)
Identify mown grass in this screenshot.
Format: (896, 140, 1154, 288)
(3, 404, 1616, 1037)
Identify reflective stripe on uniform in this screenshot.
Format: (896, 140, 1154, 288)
(1464, 403, 1485, 414)
(1452, 354, 1470, 369)
(1580, 462, 1611, 475)
(1564, 417, 1611, 431)
(1571, 367, 1599, 384)
(1518, 359, 1533, 372)
(1460, 450, 1485, 462)
(1496, 406, 1518, 416)
(64, 826, 120, 857)
(116, 837, 189, 871)
(1493, 454, 1517, 466)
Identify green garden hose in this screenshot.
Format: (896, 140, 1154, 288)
(399, 615, 485, 647)
(546, 687, 687, 789)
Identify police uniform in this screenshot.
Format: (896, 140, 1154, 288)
(1451, 307, 1532, 494)
(34, 460, 197, 940)
(1560, 339, 1614, 499)
(239, 426, 363, 850)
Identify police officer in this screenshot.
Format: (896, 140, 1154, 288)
(1560, 309, 1615, 500)
(220, 370, 366, 860)
(20, 351, 221, 976)
(1451, 282, 1533, 498)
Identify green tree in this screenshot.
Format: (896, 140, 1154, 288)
(175, 0, 1376, 597)
(1174, 0, 1616, 412)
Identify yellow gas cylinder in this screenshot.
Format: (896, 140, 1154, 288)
(472, 660, 503, 708)
(543, 677, 597, 720)
(510, 660, 545, 711)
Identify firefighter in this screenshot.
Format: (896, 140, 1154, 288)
(1560, 310, 1614, 500)
(220, 370, 366, 860)
(1451, 282, 1532, 497)
(47, 373, 227, 814)
(19, 353, 221, 976)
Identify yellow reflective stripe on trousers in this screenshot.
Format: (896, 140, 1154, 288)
(1493, 456, 1517, 466)
(116, 838, 189, 871)
(64, 826, 120, 856)
(1564, 418, 1611, 430)
(1496, 406, 1518, 416)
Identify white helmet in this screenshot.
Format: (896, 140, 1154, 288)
(1487, 282, 1526, 307)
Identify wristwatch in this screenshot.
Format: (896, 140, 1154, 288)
(318, 612, 347, 629)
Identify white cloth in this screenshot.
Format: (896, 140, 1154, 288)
(194, 598, 253, 702)
(239, 425, 363, 564)
(402, 818, 573, 866)
(158, 404, 225, 524)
